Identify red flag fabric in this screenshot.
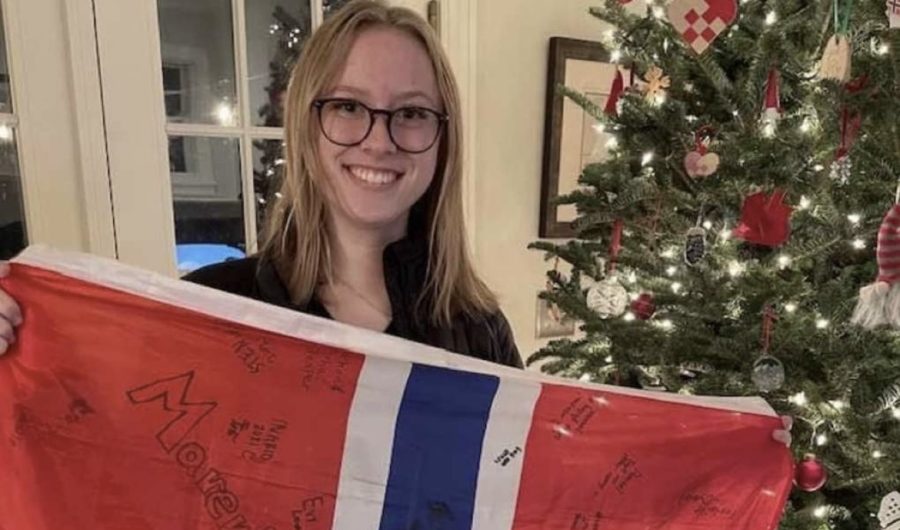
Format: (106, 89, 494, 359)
(0, 247, 794, 530)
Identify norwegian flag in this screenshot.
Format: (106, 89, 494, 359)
(667, 0, 739, 54)
(1, 247, 793, 530)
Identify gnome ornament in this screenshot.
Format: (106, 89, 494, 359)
(604, 69, 625, 117)
(762, 68, 782, 124)
(851, 204, 900, 329)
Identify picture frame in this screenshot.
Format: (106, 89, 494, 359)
(539, 37, 618, 239)
(535, 292, 576, 339)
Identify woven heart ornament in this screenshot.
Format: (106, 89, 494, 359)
(667, 0, 739, 54)
(888, 0, 900, 28)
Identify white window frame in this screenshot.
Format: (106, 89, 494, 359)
(2, 0, 115, 258)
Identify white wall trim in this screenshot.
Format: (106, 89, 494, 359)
(63, 0, 116, 258)
(440, 0, 478, 259)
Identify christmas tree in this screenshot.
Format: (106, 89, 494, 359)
(254, 1, 352, 228)
(530, 0, 900, 526)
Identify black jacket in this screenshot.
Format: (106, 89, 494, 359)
(183, 236, 523, 369)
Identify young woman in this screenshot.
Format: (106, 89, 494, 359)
(0, 0, 521, 368)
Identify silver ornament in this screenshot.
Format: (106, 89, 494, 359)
(879, 491, 900, 530)
(684, 226, 707, 266)
(829, 157, 852, 185)
(751, 355, 785, 393)
(587, 277, 628, 319)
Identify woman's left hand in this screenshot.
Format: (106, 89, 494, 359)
(772, 415, 793, 447)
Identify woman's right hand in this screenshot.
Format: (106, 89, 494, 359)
(0, 262, 22, 356)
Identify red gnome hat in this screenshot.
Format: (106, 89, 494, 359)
(851, 204, 900, 328)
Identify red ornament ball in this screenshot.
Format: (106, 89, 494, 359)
(631, 293, 656, 320)
(794, 454, 827, 492)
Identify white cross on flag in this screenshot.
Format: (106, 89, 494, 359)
(667, 0, 739, 54)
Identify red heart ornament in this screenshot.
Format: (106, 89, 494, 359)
(667, 0, 739, 54)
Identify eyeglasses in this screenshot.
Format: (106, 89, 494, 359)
(312, 98, 448, 154)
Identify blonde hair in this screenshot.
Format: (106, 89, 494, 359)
(260, 0, 497, 325)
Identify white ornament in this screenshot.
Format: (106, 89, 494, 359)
(888, 0, 900, 29)
(880, 491, 900, 530)
(684, 151, 721, 178)
(587, 277, 628, 319)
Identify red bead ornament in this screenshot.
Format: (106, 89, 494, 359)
(631, 294, 656, 320)
(794, 453, 827, 492)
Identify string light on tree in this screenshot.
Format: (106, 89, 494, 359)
(816, 434, 829, 446)
(847, 213, 862, 225)
(667, 266, 678, 276)
(728, 260, 745, 277)
(852, 238, 866, 249)
(642, 151, 655, 166)
(765, 11, 778, 25)
(816, 318, 831, 329)
(777, 255, 793, 269)
(873, 450, 884, 459)
(799, 196, 812, 210)
(654, 319, 675, 331)
(785, 302, 798, 313)
(800, 118, 813, 134)
(813, 506, 828, 519)
(610, 49, 622, 63)
(829, 400, 846, 411)
(892, 408, 900, 419)
(789, 392, 809, 406)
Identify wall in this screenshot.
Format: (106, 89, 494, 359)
(474, 0, 609, 362)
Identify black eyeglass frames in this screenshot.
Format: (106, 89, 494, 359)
(312, 98, 448, 154)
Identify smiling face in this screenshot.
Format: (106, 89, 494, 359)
(316, 25, 442, 237)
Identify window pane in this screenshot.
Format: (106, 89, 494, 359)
(252, 139, 285, 231)
(0, 127, 25, 259)
(158, 0, 238, 126)
(323, 0, 355, 16)
(245, 1, 311, 127)
(170, 136, 246, 275)
(0, 3, 12, 113)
